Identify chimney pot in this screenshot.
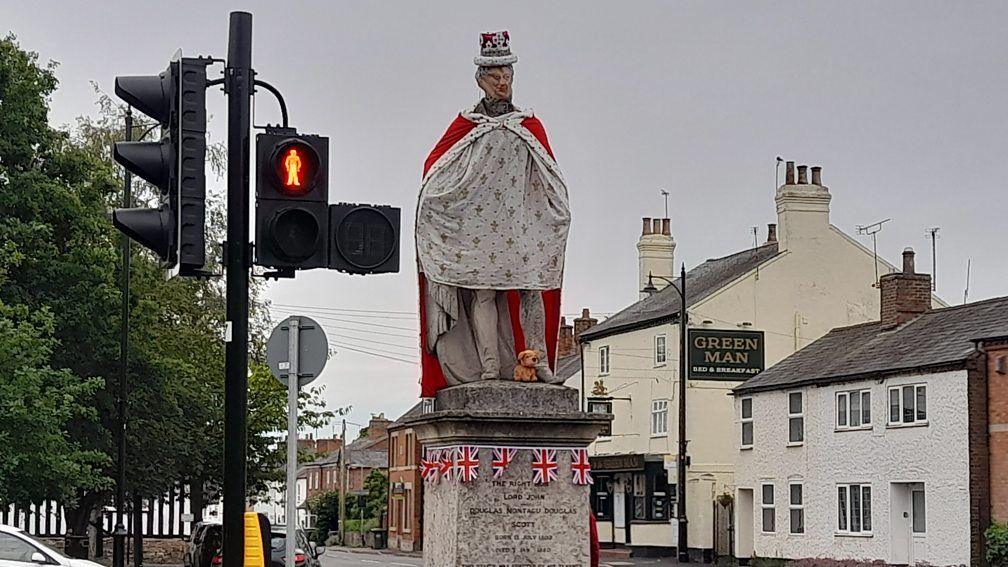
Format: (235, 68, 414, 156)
(661, 218, 671, 236)
(582, 308, 590, 318)
(642, 217, 652, 235)
(652, 218, 662, 235)
(811, 166, 822, 185)
(766, 223, 778, 243)
(785, 161, 795, 184)
(903, 247, 915, 274)
(797, 165, 808, 184)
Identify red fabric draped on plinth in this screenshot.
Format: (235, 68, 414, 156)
(418, 114, 562, 398)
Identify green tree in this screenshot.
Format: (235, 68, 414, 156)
(306, 491, 341, 544)
(0, 33, 334, 535)
(363, 470, 388, 520)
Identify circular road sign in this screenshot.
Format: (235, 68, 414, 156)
(266, 315, 328, 388)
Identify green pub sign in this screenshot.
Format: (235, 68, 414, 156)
(687, 328, 765, 380)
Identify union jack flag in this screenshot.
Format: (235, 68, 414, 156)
(419, 451, 440, 483)
(438, 447, 455, 483)
(531, 448, 558, 485)
(570, 449, 593, 485)
(492, 447, 517, 479)
(455, 446, 479, 483)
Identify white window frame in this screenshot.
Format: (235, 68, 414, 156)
(654, 334, 668, 367)
(836, 389, 872, 431)
(836, 483, 873, 536)
(761, 483, 775, 534)
(888, 384, 928, 427)
(789, 483, 804, 535)
(787, 391, 804, 445)
(651, 399, 668, 436)
(740, 397, 753, 449)
(599, 346, 610, 376)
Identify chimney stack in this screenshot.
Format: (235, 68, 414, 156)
(573, 308, 598, 343)
(785, 161, 795, 185)
(811, 166, 822, 186)
(638, 216, 676, 299)
(766, 223, 777, 244)
(558, 317, 575, 357)
(797, 165, 808, 184)
(879, 247, 932, 328)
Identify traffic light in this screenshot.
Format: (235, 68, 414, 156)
(112, 57, 210, 277)
(329, 203, 400, 274)
(255, 128, 329, 269)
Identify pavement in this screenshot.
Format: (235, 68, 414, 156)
(320, 545, 705, 566)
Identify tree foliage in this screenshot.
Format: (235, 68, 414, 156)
(0, 34, 333, 531)
(306, 491, 340, 544)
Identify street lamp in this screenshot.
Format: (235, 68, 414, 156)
(642, 264, 689, 563)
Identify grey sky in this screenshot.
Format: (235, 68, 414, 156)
(4, 1, 1006, 439)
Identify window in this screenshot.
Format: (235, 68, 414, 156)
(591, 478, 614, 521)
(912, 489, 925, 534)
(888, 384, 927, 425)
(588, 399, 613, 436)
(0, 532, 39, 562)
(788, 392, 804, 444)
(651, 400, 668, 436)
(599, 346, 610, 375)
(633, 473, 647, 520)
(654, 334, 667, 366)
(789, 483, 804, 534)
(836, 390, 871, 430)
(761, 483, 775, 533)
(740, 398, 753, 448)
(837, 484, 872, 534)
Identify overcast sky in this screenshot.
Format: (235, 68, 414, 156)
(5, 1, 1006, 439)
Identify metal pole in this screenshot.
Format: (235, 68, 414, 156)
(132, 494, 143, 567)
(113, 108, 133, 567)
(223, 11, 252, 567)
(677, 263, 689, 563)
(286, 319, 300, 567)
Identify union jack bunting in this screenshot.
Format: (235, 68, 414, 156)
(570, 448, 593, 485)
(531, 448, 558, 485)
(438, 447, 455, 483)
(455, 445, 480, 483)
(491, 447, 517, 479)
(419, 452, 440, 483)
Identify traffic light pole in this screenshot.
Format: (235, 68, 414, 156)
(222, 11, 252, 567)
(113, 108, 132, 567)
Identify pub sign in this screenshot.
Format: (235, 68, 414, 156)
(687, 328, 765, 380)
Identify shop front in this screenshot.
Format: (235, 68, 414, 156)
(590, 454, 676, 554)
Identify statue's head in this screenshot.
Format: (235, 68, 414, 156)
(474, 31, 517, 102)
(476, 65, 514, 101)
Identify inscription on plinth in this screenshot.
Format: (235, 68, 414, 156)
(424, 448, 589, 567)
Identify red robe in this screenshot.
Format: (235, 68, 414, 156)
(418, 114, 562, 398)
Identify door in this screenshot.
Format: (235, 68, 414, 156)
(735, 489, 754, 562)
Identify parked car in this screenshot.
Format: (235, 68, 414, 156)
(0, 524, 103, 567)
(183, 521, 221, 567)
(207, 524, 324, 567)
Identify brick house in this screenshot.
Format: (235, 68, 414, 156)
(387, 403, 425, 552)
(733, 249, 1008, 565)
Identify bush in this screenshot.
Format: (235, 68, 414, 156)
(989, 522, 1008, 566)
(343, 518, 379, 533)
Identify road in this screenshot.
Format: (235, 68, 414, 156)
(320, 549, 701, 566)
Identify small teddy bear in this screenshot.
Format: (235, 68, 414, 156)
(513, 349, 539, 382)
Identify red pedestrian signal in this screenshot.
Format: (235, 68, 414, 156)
(272, 140, 318, 196)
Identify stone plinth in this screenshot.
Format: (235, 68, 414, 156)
(406, 382, 611, 567)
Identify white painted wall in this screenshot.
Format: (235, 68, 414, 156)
(734, 370, 971, 565)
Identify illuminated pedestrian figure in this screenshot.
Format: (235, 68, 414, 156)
(283, 148, 302, 187)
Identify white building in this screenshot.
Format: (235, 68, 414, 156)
(577, 162, 932, 559)
(733, 255, 1008, 566)
(249, 474, 312, 528)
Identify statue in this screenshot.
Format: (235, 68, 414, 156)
(417, 31, 571, 397)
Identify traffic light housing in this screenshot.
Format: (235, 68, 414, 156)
(255, 129, 329, 269)
(112, 57, 210, 277)
(329, 203, 400, 274)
